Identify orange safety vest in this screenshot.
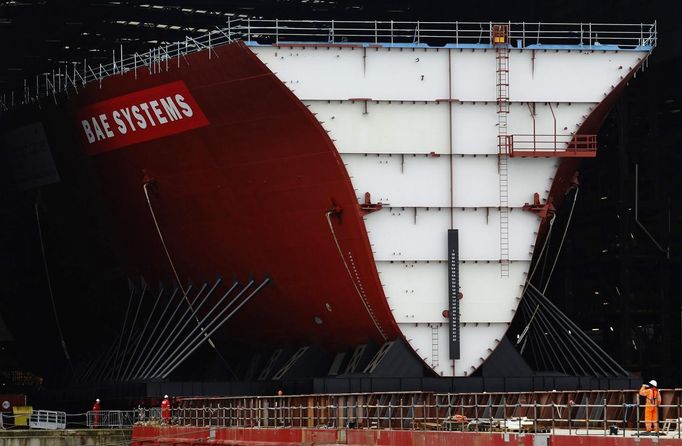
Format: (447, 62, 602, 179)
(639, 386, 661, 407)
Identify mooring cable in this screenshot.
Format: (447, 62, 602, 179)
(542, 187, 579, 294)
(143, 181, 233, 377)
(34, 201, 73, 372)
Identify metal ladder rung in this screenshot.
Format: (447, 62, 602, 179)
(495, 28, 511, 278)
(430, 325, 439, 368)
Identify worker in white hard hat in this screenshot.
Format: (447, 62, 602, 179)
(639, 380, 661, 433)
(161, 395, 171, 424)
(92, 398, 101, 428)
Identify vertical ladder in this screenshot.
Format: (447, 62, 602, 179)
(431, 324, 439, 368)
(494, 24, 510, 277)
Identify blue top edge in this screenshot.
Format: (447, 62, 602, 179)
(244, 40, 652, 52)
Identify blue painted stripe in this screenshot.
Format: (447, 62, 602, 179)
(244, 40, 653, 52)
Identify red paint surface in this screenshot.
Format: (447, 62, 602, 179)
(0, 394, 26, 412)
(76, 81, 209, 155)
(67, 42, 400, 350)
(132, 426, 682, 446)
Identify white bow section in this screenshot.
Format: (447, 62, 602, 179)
(252, 44, 647, 376)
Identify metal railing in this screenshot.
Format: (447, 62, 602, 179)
(130, 389, 682, 437)
(502, 134, 598, 157)
(233, 19, 657, 49)
(28, 410, 67, 430)
(87, 410, 137, 428)
(0, 19, 656, 113)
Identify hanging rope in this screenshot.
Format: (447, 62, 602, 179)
(143, 183, 187, 298)
(542, 187, 579, 293)
(142, 182, 234, 376)
(519, 185, 580, 347)
(522, 215, 555, 297)
(34, 201, 73, 372)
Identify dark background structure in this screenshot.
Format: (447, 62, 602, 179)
(0, 0, 680, 393)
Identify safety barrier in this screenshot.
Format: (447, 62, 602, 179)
(232, 19, 657, 48)
(0, 389, 680, 436)
(86, 410, 137, 428)
(134, 389, 682, 437)
(0, 19, 656, 112)
(501, 134, 598, 157)
(28, 410, 66, 429)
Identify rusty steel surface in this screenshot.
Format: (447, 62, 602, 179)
(155, 389, 682, 435)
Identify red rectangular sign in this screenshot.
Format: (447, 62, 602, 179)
(76, 80, 209, 155)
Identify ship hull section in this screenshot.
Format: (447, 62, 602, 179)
(251, 44, 649, 375)
(67, 42, 400, 351)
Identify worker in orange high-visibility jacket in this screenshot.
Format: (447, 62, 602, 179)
(161, 395, 171, 424)
(639, 380, 661, 433)
(92, 398, 101, 428)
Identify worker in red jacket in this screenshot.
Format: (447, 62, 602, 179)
(639, 380, 661, 433)
(161, 395, 171, 424)
(92, 398, 101, 428)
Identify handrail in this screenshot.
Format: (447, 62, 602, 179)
(502, 134, 597, 156)
(29, 410, 67, 430)
(0, 19, 656, 113)
(126, 390, 682, 437)
(86, 409, 137, 428)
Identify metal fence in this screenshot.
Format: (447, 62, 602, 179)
(230, 19, 657, 48)
(87, 410, 138, 428)
(502, 134, 598, 157)
(28, 410, 67, 429)
(1, 389, 680, 436)
(140, 389, 682, 437)
(0, 19, 656, 112)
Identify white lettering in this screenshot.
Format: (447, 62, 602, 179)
(175, 94, 194, 117)
(160, 97, 181, 121)
(131, 105, 147, 129)
(120, 108, 136, 132)
(99, 114, 115, 138)
(150, 100, 167, 124)
(81, 120, 95, 143)
(91, 117, 106, 141)
(112, 110, 127, 135)
(140, 103, 156, 127)
(81, 87, 202, 148)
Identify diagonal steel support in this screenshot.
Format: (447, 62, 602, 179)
(137, 278, 223, 380)
(142, 279, 249, 380)
(125, 287, 179, 381)
(121, 286, 165, 381)
(156, 277, 271, 379)
(131, 283, 192, 379)
(116, 281, 147, 380)
(135, 282, 207, 380)
(526, 284, 627, 376)
(112, 282, 136, 380)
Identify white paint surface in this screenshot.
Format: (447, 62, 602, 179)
(252, 44, 647, 376)
(365, 207, 538, 261)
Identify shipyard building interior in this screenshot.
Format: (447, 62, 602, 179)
(0, 0, 680, 405)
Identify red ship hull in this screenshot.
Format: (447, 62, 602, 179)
(67, 41, 400, 351)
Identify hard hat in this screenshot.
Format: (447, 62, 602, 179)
(96, 398, 100, 402)
(649, 380, 658, 387)
(164, 394, 169, 398)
